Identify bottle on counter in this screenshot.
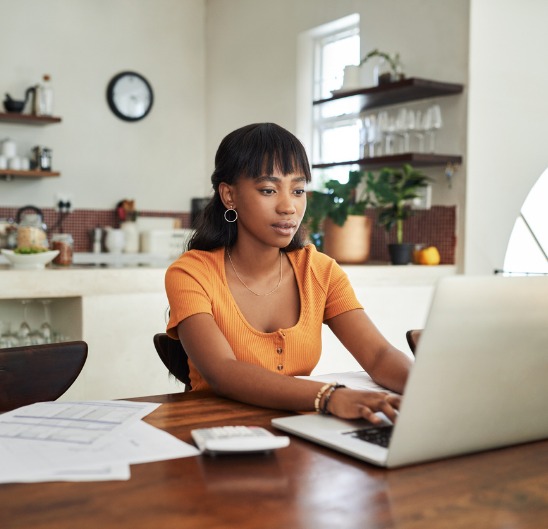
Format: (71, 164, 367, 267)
(51, 233, 73, 266)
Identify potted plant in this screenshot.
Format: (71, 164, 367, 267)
(305, 170, 373, 264)
(364, 164, 432, 265)
(359, 48, 404, 85)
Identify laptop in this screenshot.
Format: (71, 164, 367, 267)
(272, 275, 548, 468)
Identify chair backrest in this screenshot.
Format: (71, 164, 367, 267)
(406, 329, 422, 355)
(153, 333, 191, 391)
(0, 340, 88, 412)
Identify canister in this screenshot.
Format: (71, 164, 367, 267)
(51, 233, 74, 266)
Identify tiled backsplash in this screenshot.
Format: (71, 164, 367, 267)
(368, 205, 456, 264)
(0, 207, 190, 252)
(0, 205, 455, 263)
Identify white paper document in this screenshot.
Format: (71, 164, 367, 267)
(0, 401, 200, 484)
(299, 371, 399, 396)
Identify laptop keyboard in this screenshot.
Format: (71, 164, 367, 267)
(344, 425, 394, 448)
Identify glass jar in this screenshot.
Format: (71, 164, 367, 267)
(51, 234, 73, 266)
(17, 210, 48, 250)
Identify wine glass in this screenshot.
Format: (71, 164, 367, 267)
(17, 299, 33, 346)
(366, 114, 381, 157)
(358, 116, 368, 159)
(40, 299, 53, 344)
(395, 108, 416, 153)
(0, 320, 17, 348)
(377, 111, 394, 155)
(426, 105, 443, 152)
(404, 109, 416, 152)
(414, 110, 426, 153)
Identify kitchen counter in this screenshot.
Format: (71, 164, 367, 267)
(0, 251, 173, 269)
(0, 262, 456, 400)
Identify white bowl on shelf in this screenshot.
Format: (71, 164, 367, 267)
(1, 249, 59, 269)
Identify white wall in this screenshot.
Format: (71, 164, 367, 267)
(3, 0, 545, 273)
(466, 0, 548, 274)
(0, 0, 207, 212)
(205, 0, 470, 268)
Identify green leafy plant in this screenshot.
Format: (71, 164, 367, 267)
(305, 170, 371, 249)
(364, 164, 432, 244)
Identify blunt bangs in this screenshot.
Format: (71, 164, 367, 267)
(214, 123, 311, 186)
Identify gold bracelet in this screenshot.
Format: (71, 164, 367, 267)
(314, 383, 335, 413)
(321, 383, 346, 415)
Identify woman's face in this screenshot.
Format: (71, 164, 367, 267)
(220, 167, 307, 250)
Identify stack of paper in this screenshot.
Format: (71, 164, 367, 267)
(299, 370, 398, 395)
(0, 400, 200, 483)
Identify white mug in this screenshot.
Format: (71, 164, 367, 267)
(1, 139, 17, 158)
(8, 156, 21, 170)
(0, 155, 7, 169)
(104, 228, 126, 254)
(20, 157, 30, 170)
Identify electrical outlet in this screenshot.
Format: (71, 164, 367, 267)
(411, 184, 432, 210)
(55, 193, 73, 213)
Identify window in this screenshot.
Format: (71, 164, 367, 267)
(312, 18, 360, 184)
(296, 14, 360, 187)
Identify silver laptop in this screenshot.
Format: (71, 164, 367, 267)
(272, 275, 548, 468)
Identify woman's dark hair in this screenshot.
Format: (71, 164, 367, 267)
(188, 122, 312, 252)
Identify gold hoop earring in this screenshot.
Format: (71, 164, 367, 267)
(224, 208, 238, 223)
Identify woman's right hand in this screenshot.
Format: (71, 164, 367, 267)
(325, 387, 401, 424)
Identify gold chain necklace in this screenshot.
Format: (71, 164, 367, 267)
(226, 248, 283, 296)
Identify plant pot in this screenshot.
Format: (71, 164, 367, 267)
(388, 243, 414, 265)
(323, 215, 372, 264)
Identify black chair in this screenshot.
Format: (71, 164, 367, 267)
(406, 329, 422, 355)
(153, 333, 191, 391)
(0, 341, 88, 412)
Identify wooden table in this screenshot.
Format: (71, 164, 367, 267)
(1, 391, 547, 529)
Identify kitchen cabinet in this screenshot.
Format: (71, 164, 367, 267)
(312, 77, 464, 170)
(0, 264, 456, 400)
(0, 267, 183, 401)
(0, 112, 62, 180)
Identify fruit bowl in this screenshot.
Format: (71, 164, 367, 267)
(1, 249, 59, 269)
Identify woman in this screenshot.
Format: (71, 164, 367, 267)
(165, 123, 412, 423)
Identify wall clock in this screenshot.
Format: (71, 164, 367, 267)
(106, 71, 153, 122)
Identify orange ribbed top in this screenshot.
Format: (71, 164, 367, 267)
(165, 244, 363, 390)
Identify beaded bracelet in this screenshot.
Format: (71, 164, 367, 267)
(321, 383, 346, 415)
(314, 383, 335, 413)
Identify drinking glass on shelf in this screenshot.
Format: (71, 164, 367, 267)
(414, 110, 426, 153)
(366, 114, 381, 157)
(17, 299, 33, 346)
(40, 299, 53, 344)
(378, 111, 396, 155)
(425, 105, 443, 153)
(395, 108, 417, 153)
(0, 320, 18, 348)
(404, 109, 416, 152)
(358, 116, 368, 159)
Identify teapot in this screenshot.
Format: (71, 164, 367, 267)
(15, 205, 48, 249)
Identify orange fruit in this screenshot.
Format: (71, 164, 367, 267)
(417, 246, 441, 265)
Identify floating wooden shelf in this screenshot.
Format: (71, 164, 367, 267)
(314, 77, 464, 111)
(0, 112, 62, 125)
(312, 153, 462, 170)
(0, 169, 60, 180)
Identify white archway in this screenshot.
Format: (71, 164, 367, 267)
(503, 168, 548, 275)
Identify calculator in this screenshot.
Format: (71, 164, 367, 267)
(191, 426, 290, 455)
